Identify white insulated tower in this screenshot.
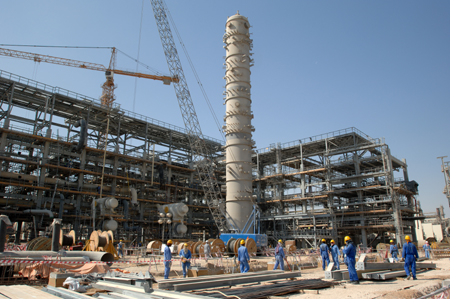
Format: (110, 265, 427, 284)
(223, 12, 255, 232)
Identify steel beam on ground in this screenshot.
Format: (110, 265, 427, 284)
(356, 262, 435, 271)
(92, 281, 211, 299)
(325, 269, 378, 281)
(362, 270, 393, 280)
(158, 270, 284, 289)
(173, 271, 302, 291)
(44, 286, 93, 299)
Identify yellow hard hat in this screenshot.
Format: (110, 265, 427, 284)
(405, 236, 411, 241)
(184, 243, 188, 247)
(330, 240, 335, 243)
(321, 239, 326, 242)
(390, 240, 394, 243)
(344, 236, 351, 242)
(278, 239, 283, 243)
(167, 239, 173, 245)
(240, 239, 245, 245)
(120, 240, 123, 242)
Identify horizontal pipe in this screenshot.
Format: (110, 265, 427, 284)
(23, 209, 54, 218)
(0, 251, 114, 262)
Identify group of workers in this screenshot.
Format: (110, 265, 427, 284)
(319, 236, 359, 284)
(159, 235, 427, 281)
(319, 235, 425, 283)
(163, 239, 212, 279)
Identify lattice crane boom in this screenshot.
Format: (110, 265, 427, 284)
(150, 0, 232, 233)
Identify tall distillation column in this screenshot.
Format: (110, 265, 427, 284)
(223, 12, 255, 232)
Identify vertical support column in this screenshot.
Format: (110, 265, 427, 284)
(384, 146, 404, 244)
(2, 82, 14, 129)
(256, 153, 261, 203)
(51, 218, 62, 252)
(14, 221, 22, 245)
(76, 148, 86, 218)
(402, 158, 413, 207)
(353, 152, 367, 246)
(0, 215, 12, 252)
(36, 139, 51, 208)
(46, 94, 56, 138)
(0, 83, 15, 153)
(276, 143, 284, 215)
(187, 160, 194, 237)
(300, 144, 307, 213)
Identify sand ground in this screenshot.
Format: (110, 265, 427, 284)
(112, 254, 450, 298)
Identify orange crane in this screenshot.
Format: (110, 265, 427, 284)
(0, 47, 179, 106)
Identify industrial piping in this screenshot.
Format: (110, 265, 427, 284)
(223, 12, 255, 231)
(23, 209, 54, 218)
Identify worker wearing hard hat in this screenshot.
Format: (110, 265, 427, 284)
(342, 236, 359, 284)
(163, 240, 173, 279)
(117, 240, 124, 258)
(319, 239, 330, 271)
(180, 243, 192, 278)
(330, 240, 340, 270)
(203, 241, 211, 261)
(389, 240, 399, 262)
(402, 235, 418, 280)
(273, 239, 285, 271)
(423, 241, 431, 259)
(237, 239, 250, 273)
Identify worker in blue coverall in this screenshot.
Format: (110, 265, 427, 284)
(163, 240, 173, 279)
(180, 243, 192, 278)
(423, 241, 431, 258)
(390, 240, 399, 262)
(330, 240, 340, 270)
(343, 236, 359, 284)
(117, 240, 124, 258)
(273, 239, 285, 270)
(403, 235, 418, 280)
(319, 239, 330, 270)
(237, 239, 250, 273)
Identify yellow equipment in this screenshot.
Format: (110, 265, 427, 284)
(321, 238, 326, 242)
(390, 240, 394, 243)
(331, 240, 335, 243)
(344, 236, 351, 242)
(278, 239, 282, 243)
(0, 47, 178, 107)
(167, 240, 173, 245)
(405, 236, 411, 241)
(240, 240, 245, 245)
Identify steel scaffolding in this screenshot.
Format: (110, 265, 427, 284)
(0, 69, 223, 243)
(252, 127, 419, 247)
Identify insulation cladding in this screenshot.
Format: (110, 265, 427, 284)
(223, 12, 255, 231)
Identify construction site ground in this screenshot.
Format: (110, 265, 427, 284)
(111, 255, 450, 298)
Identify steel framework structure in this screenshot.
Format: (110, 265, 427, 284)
(252, 128, 420, 247)
(0, 69, 223, 242)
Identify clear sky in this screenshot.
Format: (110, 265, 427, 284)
(1, 1, 449, 215)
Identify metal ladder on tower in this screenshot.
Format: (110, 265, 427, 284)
(150, 0, 232, 234)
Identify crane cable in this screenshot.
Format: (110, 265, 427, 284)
(0, 44, 167, 77)
(133, 0, 146, 113)
(163, 1, 225, 141)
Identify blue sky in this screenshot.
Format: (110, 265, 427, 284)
(1, 1, 449, 215)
